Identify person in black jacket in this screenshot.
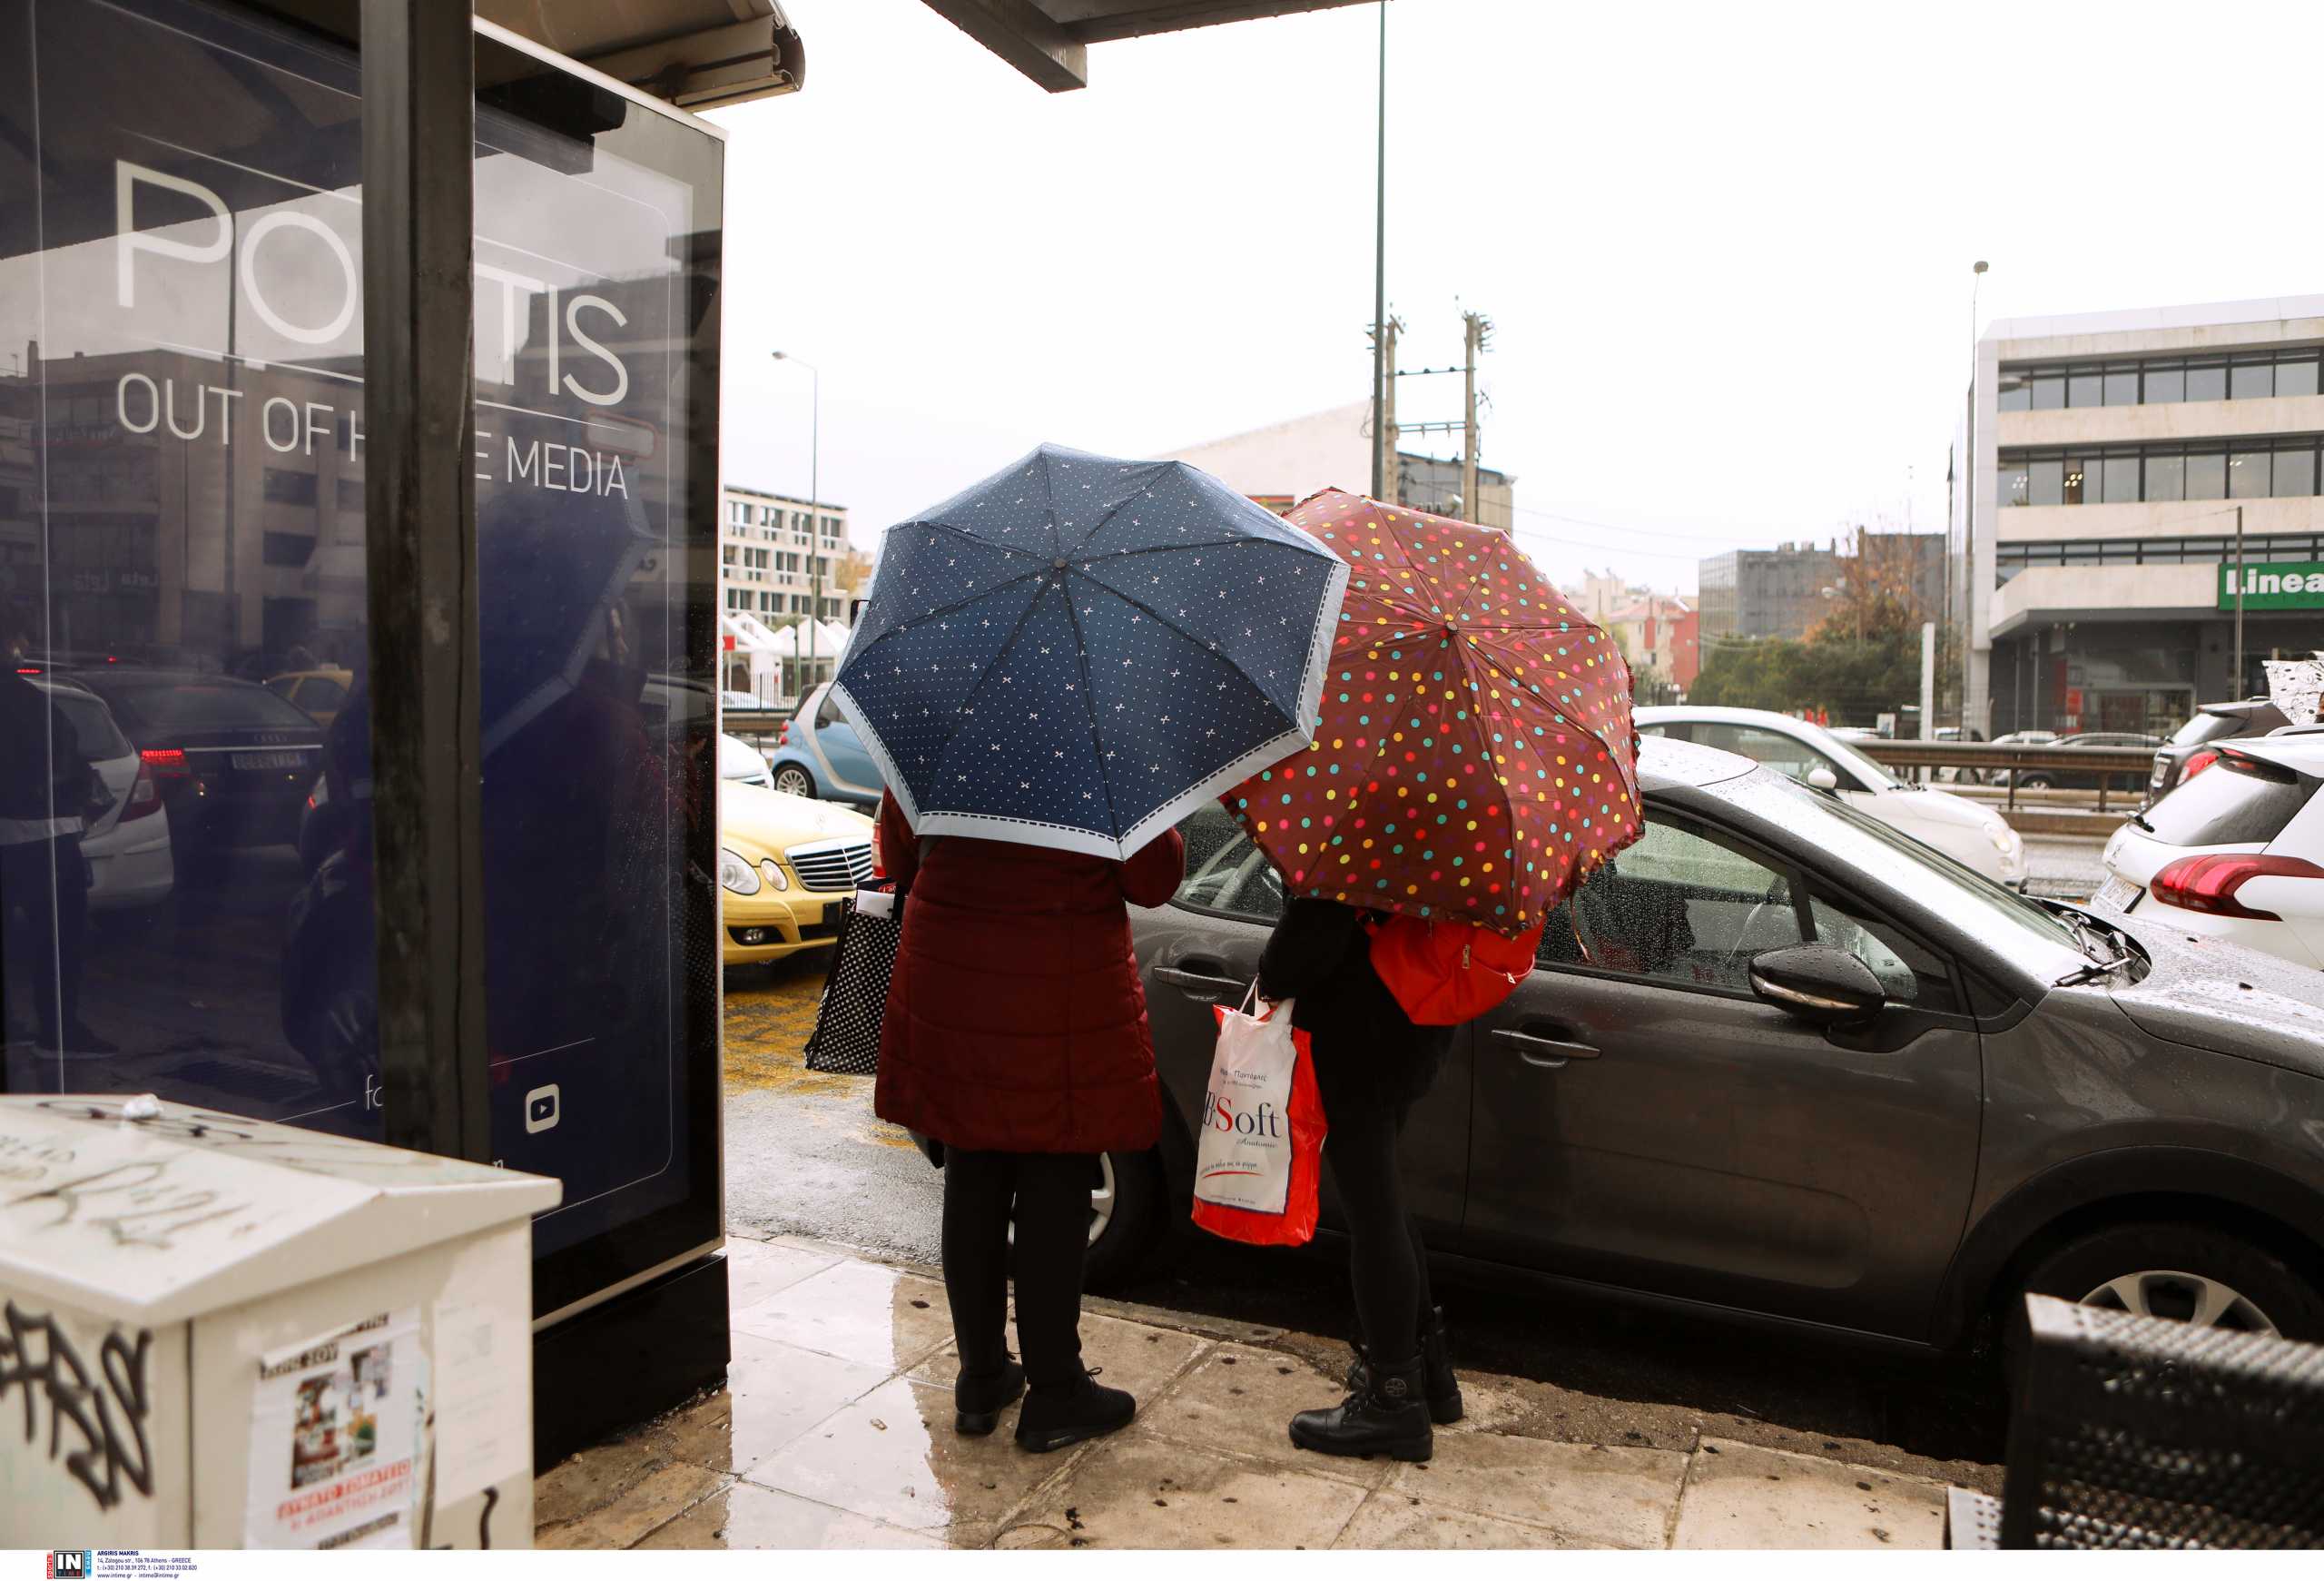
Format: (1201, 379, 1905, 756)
(1256, 897, 1461, 1463)
(1, 664, 113, 1071)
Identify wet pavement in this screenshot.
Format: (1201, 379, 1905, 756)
(533, 1233, 1967, 1550)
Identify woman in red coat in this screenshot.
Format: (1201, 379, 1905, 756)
(874, 788, 1185, 1452)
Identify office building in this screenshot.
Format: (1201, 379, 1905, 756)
(720, 483, 848, 625)
(1953, 296, 2324, 736)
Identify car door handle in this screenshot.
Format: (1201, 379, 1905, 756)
(1155, 964, 1247, 1003)
(1492, 1027, 1601, 1067)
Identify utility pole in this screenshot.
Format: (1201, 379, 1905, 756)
(2234, 503, 2246, 695)
(1368, 0, 1387, 501)
(1369, 313, 1402, 504)
(1459, 307, 1491, 526)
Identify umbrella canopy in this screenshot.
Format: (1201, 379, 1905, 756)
(1222, 489, 1643, 935)
(834, 445, 1351, 859)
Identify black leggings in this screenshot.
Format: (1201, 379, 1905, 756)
(941, 1149, 1097, 1388)
(1324, 1082, 1434, 1368)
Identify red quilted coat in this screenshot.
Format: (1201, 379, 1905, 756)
(874, 790, 1186, 1156)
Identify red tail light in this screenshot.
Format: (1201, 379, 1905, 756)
(121, 759, 162, 821)
(2181, 748, 2221, 782)
(2150, 852, 2324, 921)
(140, 746, 190, 780)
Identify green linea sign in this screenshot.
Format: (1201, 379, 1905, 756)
(2220, 562, 2324, 610)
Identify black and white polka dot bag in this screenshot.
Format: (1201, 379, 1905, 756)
(802, 884, 901, 1076)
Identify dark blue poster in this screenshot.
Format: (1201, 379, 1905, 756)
(0, 0, 725, 1311)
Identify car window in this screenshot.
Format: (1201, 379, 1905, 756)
(1173, 805, 1285, 922)
(47, 691, 132, 760)
(2171, 714, 2242, 747)
(265, 677, 298, 700)
(815, 687, 847, 729)
(298, 677, 346, 711)
(1807, 886, 1960, 1013)
(1695, 724, 1851, 789)
(98, 680, 317, 735)
(1536, 815, 1805, 993)
(2143, 752, 2317, 845)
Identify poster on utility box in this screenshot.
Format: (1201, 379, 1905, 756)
(244, 1309, 424, 1549)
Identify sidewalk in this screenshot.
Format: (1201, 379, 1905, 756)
(534, 1232, 1961, 1551)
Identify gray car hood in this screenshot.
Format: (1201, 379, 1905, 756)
(2107, 917, 2324, 1082)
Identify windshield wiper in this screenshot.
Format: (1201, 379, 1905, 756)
(2055, 953, 2132, 986)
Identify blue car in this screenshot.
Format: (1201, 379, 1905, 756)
(765, 682, 884, 808)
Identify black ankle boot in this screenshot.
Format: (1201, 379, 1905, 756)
(1344, 1309, 1464, 1428)
(1015, 1369, 1134, 1454)
(1292, 1353, 1432, 1462)
(954, 1357, 1025, 1436)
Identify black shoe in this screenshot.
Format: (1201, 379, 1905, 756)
(954, 1358, 1025, 1436)
(1344, 1309, 1464, 1428)
(1293, 1353, 1433, 1462)
(1015, 1369, 1134, 1454)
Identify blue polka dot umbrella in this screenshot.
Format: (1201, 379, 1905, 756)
(833, 445, 1351, 859)
(1220, 489, 1644, 936)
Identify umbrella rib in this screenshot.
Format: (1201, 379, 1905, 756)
(1465, 630, 1626, 782)
(901, 516, 1053, 567)
(1039, 448, 1064, 559)
(1058, 578, 1124, 845)
(914, 578, 1059, 780)
(1067, 575, 1296, 725)
(849, 565, 1049, 658)
(1063, 462, 1177, 555)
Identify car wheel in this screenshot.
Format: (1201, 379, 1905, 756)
(773, 766, 816, 798)
(2010, 1220, 2324, 1365)
(2017, 773, 2053, 791)
(1083, 1148, 1166, 1290)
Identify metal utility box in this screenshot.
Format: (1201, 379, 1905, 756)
(0, 1096, 559, 1550)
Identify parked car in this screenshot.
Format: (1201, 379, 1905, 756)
(719, 781, 876, 968)
(70, 668, 322, 880)
(720, 731, 773, 788)
(264, 667, 353, 729)
(1994, 731, 2162, 794)
(721, 689, 764, 711)
(1634, 705, 2025, 887)
(2094, 733, 2324, 970)
(31, 677, 172, 911)
(763, 681, 884, 807)
(1098, 736, 2324, 1358)
(2147, 699, 2290, 805)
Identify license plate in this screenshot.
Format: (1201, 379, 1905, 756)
(232, 751, 306, 771)
(2094, 874, 2142, 912)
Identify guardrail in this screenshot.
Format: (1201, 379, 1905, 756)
(1853, 740, 2155, 813)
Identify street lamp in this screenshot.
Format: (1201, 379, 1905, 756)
(772, 350, 822, 700)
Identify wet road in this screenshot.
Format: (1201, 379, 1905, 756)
(719, 946, 2017, 1488)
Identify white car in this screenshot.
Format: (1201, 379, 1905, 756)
(35, 678, 172, 911)
(2093, 732, 2324, 968)
(719, 731, 773, 788)
(1636, 705, 2026, 887)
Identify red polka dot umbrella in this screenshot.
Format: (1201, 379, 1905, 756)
(1220, 489, 1644, 936)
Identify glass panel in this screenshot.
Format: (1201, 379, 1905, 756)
(2067, 368, 2104, 408)
(2063, 458, 2089, 505)
(1997, 371, 2031, 411)
(2027, 458, 2064, 506)
(2144, 361, 2185, 403)
(2031, 373, 2066, 410)
(2145, 452, 2185, 501)
(1999, 458, 2030, 507)
(1694, 724, 1857, 788)
(1807, 888, 1958, 1012)
(1552, 817, 1806, 991)
(2230, 359, 2275, 400)
(2103, 363, 2141, 405)
(2229, 450, 2271, 499)
(2275, 447, 2319, 499)
(1173, 809, 1285, 920)
(2102, 455, 2142, 503)
(2279, 355, 2321, 399)
(2186, 451, 2228, 499)
(2187, 360, 2228, 401)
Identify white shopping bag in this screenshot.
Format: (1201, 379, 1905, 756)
(1194, 988, 1304, 1218)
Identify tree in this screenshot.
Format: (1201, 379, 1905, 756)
(1808, 530, 1925, 646)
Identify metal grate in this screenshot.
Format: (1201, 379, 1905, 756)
(787, 838, 874, 893)
(2000, 1295, 2324, 1549)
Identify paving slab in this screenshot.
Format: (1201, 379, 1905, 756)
(910, 1309, 1212, 1402)
(1385, 1432, 1689, 1549)
(1137, 1342, 1395, 1488)
(745, 1375, 1078, 1537)
(534, 1434, 665, 1528)
(535, 1462, 727, 1550)
(722, 1236, 842, 1311)
(728, 1257, 955, 1371)
(999, 1433, 1370, 1550)
(639, 1329, 891, 1479)
(1334, 1490, 1590, 1549)
(1671, 1438, 1947, 1549)
(635, 1479, 944, 1550)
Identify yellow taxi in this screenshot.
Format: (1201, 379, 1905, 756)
(720, 779, 878, 968)
(265, 667, 354, 728)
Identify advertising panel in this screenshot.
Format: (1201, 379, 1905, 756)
(1, 0, 724, 1317)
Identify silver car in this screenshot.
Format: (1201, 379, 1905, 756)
(1088, 736, 2324, 1361)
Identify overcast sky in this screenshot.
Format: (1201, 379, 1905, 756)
(711, 0, 2324, 595)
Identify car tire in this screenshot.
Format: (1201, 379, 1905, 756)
(2007, 1220, 2324, 1373)
(1084, 1148, 1167, 1291)
(772, 766, 817, 798)
(2016, 773, 2053, 791)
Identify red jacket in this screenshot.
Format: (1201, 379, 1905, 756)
(873, 790, 1186, 1156)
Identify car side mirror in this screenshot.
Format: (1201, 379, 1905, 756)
(1804, 766, 1840, 792)
(1748, 944, 1885, 1027)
